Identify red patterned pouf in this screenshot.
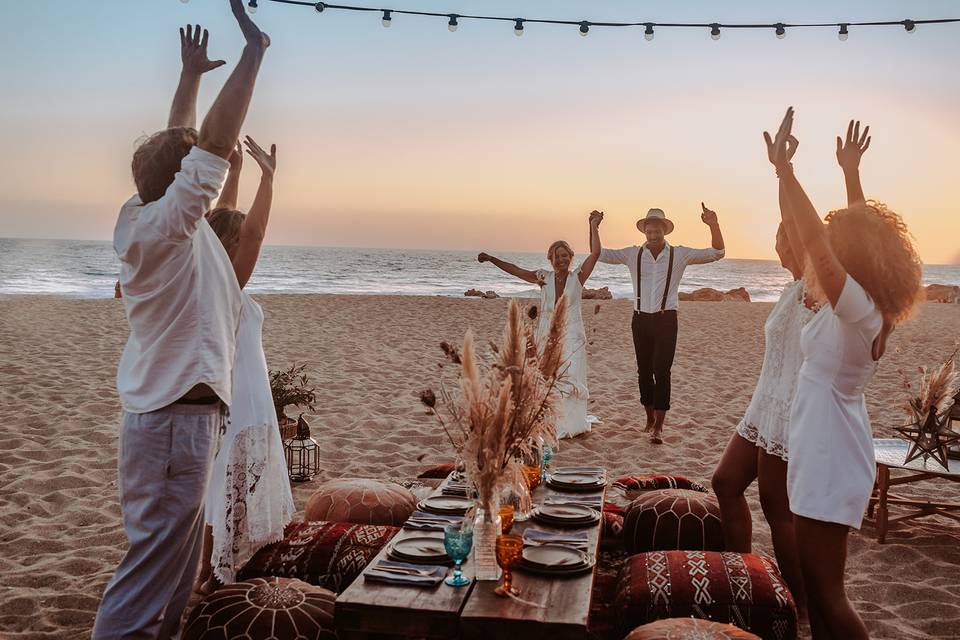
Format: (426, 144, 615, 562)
(623, 489, 724, 554)
(417, 462, 455, 479)
(237, 520, 400, 593)
(183, 577, 336, 640)
(600, 511, 626, 552)
(625, 617, 760, 639)
(614, 551, 798, 640)
(304, 478, 417, 526)
(609, 474, 708, 512)
(588, 549, 629, 640)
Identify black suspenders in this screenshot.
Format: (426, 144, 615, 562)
(636, 245, 675, 313)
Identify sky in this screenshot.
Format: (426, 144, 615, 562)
(1, 0, 958, 263)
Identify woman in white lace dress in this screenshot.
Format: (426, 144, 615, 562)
(767, 109, 922, 639)
(712, 119, 873, 618)
(477, 211, 603, 439)
(194, 137, 294, 592)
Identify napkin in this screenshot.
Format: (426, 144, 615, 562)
(364, 560, 447, 586)
(522, 528, 590, 549)
(404, 511, 465, 531)
(545, 495, 603, 508)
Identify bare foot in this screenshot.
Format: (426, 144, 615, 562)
(643, 421, 655, 433)
(650, 429, 663, 445)
(193, 568, 213, 596)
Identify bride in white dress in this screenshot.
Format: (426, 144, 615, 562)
(477, 211, 603, 439)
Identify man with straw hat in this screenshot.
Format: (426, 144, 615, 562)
(598, 204, 725, 443)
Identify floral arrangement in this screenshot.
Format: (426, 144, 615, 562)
(896, 348, 960, 468)
(270, 363, 317, 425)
(420, 298, 568, 513)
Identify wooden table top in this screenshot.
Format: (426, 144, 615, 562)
(335, 469, 606, 640)
(874, 438, 960, 476)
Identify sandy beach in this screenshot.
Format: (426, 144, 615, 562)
(0, 293, 958, 639)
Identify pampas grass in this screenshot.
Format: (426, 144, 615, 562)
(422, 298, 567, 513)
(899, 347, 960, 427)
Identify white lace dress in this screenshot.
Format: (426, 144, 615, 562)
(535, 267, 591, 439)
(735, 279, 814, 460)
(205, 293, 295, 583)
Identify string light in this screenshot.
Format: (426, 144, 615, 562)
(242, 2, 960, 42)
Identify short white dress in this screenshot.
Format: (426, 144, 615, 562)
(535, 268, 591, 439)
(205, 293, 295, 583)
(787, 276, 883, 529)
(736, 279, 814, 460)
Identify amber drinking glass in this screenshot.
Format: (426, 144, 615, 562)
(498, 504, 515, 534)
(494, 534, 524, 597)
(522, 464, 541, 491)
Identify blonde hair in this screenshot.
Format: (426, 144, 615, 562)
(207, 207, 246, 252)
(547, 240, 574, 264)
(805, 200, 923, 324)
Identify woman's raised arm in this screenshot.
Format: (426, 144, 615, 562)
(477, 253, 541, 285)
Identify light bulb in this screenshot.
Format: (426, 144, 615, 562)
(381, 9, 392, 27)
(710, 24, 721, 40)
(514, 20, 524, 36)
(904, 20, 916, 33)
(579, 22, 590, 37)
(314, 2, 325, 13)
(838, 24, 849, 41)
(448, 16, 458, 32)
(644, 24, 654, 41)
(775, 24, 786, 39)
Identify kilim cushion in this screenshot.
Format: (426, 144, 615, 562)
(588, 549, 629, 640)
(183, 577, 336, 640)
(237, 520, 399, 593)
(417, 462, 455, 479)
(623, 489, 724, 554)
(614, 551, 797, 640)
(600, 511, 626, 552)
(625, 617, 760, 639)
(304, 478, 417, 526)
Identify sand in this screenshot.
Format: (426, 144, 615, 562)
(0, 294, 958, 639)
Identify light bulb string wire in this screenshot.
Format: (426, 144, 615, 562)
(255, 1, 959, 31)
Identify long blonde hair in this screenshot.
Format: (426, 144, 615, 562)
(804, 200, 923, 324)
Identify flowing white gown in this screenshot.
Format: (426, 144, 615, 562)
(535, 267, 591, 439)
(205, 293, 295, 583)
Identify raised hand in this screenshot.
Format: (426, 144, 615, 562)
(763, 107, 798, 170)
(180, 24, 226, 75)
(477, 252, 492, 263)
(836, 119, 871, 171)
(700, 202, 719, 226)
(244, 136, 276, 178)
(228, 141, 243, 171)
(589, 210, 604, 227)
(230, 0, 270, 49)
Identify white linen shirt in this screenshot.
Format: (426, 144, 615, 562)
(599, 242, 725, 312)
(114, 146, 242, 413)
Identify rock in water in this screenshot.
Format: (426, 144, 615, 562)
(925, 284, 960, 303)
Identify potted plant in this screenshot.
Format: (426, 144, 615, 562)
(270, 363, 317, 440)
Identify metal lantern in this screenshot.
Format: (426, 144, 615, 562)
(284, 413, 320, 482)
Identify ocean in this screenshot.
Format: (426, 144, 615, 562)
(1, 237, 958, 302)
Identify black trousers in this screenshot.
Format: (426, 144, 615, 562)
(631, 310, 679, 412)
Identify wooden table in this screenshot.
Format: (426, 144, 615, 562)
(866, 438, 960, 543)
(335, 472, 605, 640)
(459, 481, 605, 640)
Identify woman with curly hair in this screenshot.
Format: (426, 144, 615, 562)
(765, 108, 923, 639)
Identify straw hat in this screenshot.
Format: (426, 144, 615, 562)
(636, 208, 675, 234)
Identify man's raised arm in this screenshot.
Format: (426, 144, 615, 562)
(198, 0, 270, 159)
(168, 24, 226, 129)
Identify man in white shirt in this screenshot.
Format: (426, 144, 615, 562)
(599, 205, 725, 444)
(93, 4, 270, 638)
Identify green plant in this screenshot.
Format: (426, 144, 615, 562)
(270, 363, 317, 422)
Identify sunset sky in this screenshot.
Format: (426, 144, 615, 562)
(2, 0, 958, 263)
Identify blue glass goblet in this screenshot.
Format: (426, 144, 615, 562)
(444, 523, 473, 587)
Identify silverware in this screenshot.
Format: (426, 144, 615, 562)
(369, 566, 441, 578)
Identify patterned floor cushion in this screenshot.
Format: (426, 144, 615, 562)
(238, 520, 399, 593)
(609, 475, 708, 512)
(625, 617, 760, 639)
(600, 511, 626, 552)
(623, 489, 724, 554)
(614, 551, 798, 640)
(417, 462, 455, 479)
(183, 577, 336, 640)
(305, 478, 417, 526)
(588, 549, 629, 640)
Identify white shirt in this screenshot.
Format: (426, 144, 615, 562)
(599, 241, 725, 312)
(114, 146, 242, 413)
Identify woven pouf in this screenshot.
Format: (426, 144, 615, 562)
(183, 577, 336, 640)
(238, 520, 400, 593)
(623, 489, 724, 554)
(615, 551, 797, 640)
(305, 478, 417, 526)
(417, 462, 455, 480)
(625, 618, 760, 639)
